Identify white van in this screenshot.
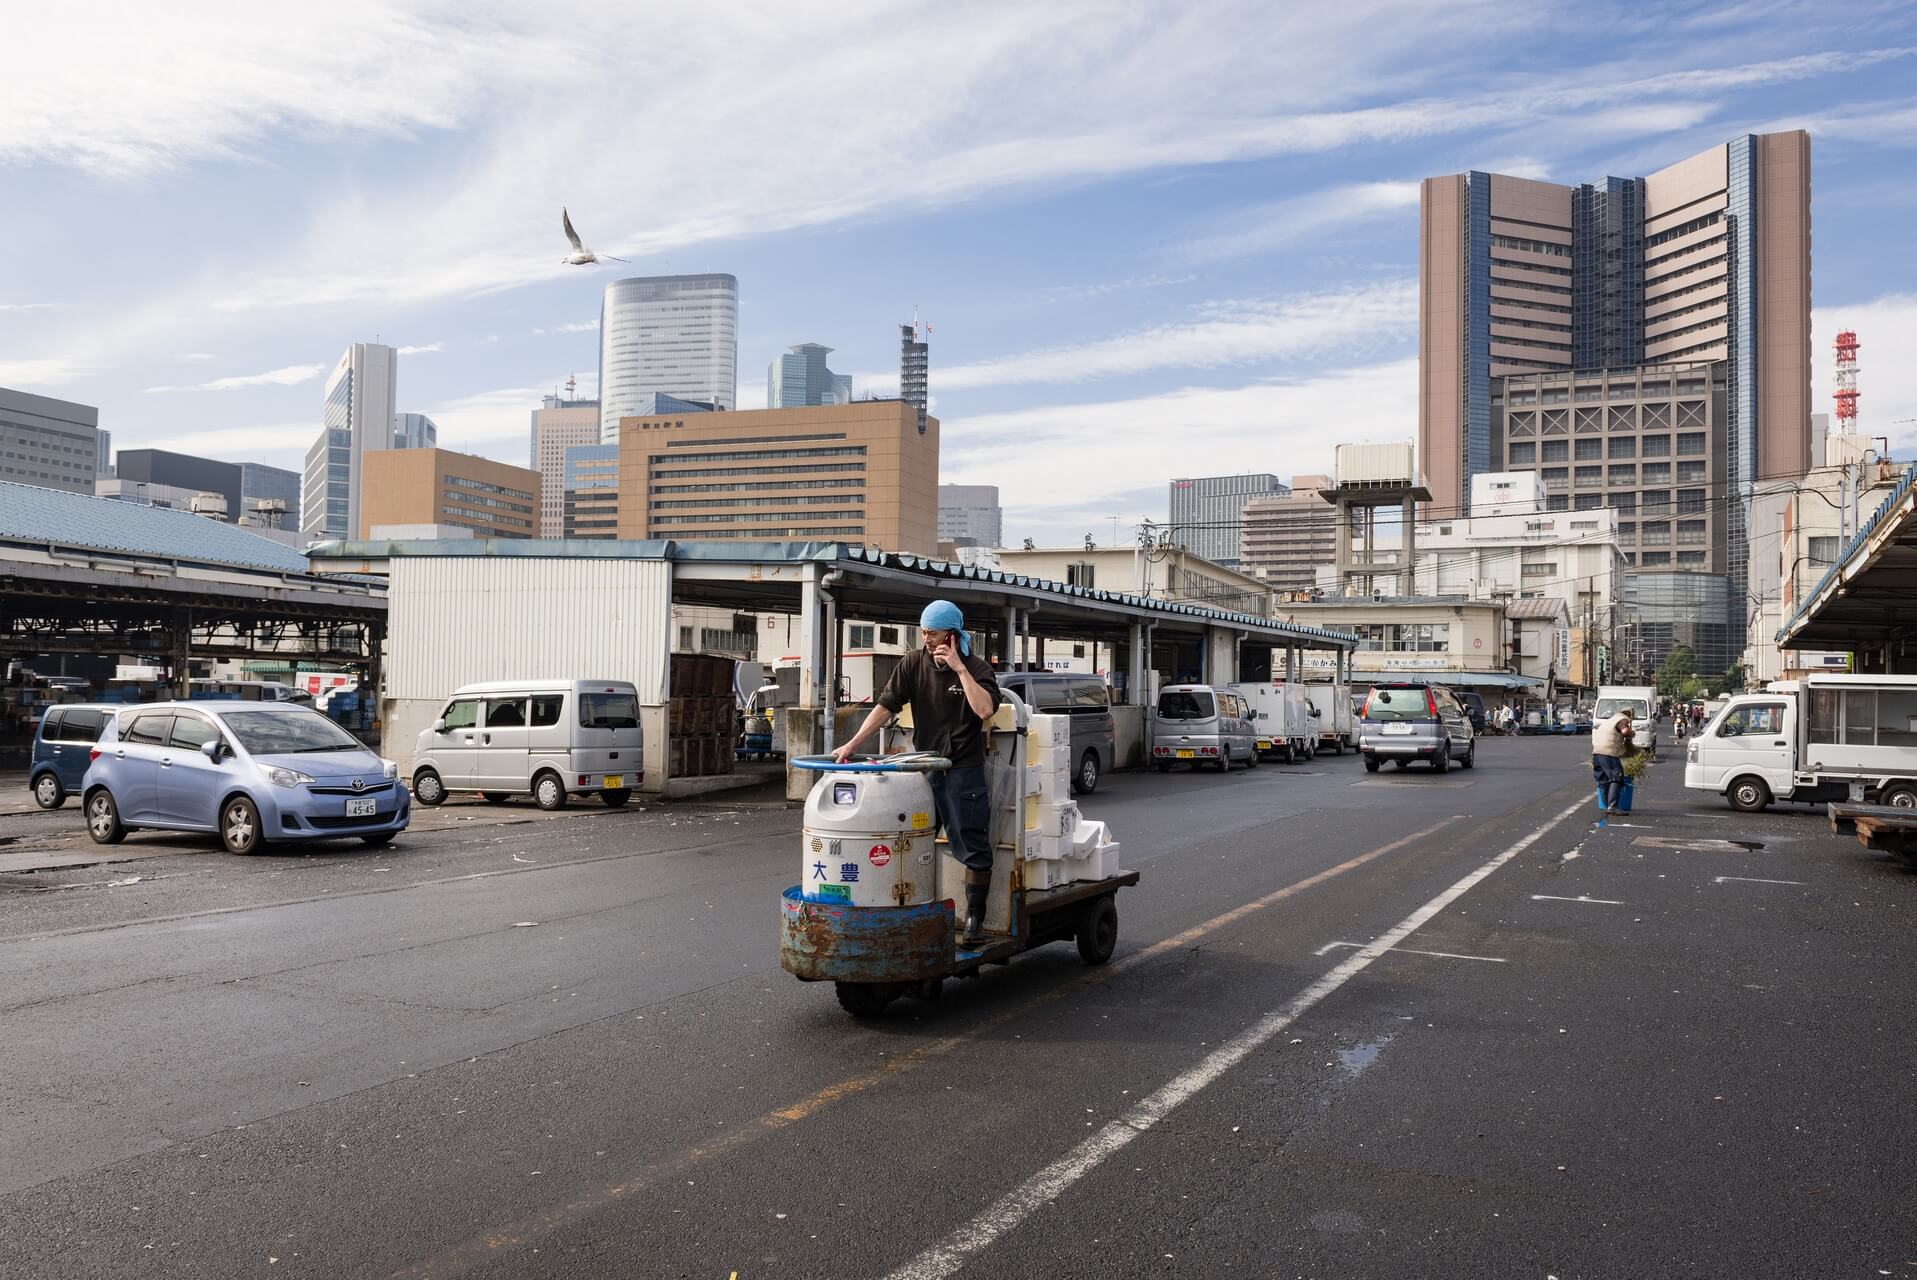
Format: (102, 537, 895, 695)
(411, 680, 643, 811)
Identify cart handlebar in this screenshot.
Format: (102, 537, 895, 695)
(791, 752, 953, 774)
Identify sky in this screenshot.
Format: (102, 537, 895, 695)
(4, 0, 1916, 549)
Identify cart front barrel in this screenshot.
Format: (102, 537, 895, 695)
(780, 887, 954, 983)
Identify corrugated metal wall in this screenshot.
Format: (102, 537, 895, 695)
(386, 557, 672, 702)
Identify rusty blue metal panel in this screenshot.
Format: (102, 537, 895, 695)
(779, 887, 953, 983)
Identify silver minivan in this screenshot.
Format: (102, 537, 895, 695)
(998, 671, 1117, 794)
(412, 679, 643, 810)
(1359, 682, 1476, 773)
(1151, 684, 1259, 773)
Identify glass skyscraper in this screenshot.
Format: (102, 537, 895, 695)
(1168, 474, 1289, 567)
(768, 343, 852, 408)
(300, 343, 398, 541)
(598, 275, 738, 442)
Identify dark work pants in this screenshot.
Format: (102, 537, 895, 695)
(1592, 753, 1626, 809)
(930, 766, 993, 873)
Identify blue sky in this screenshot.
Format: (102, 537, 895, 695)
(4, 0, 1915, 547)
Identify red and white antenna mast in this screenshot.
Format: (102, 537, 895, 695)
(1834, 329, 1860, 434)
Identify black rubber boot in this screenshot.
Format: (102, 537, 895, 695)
(962, 876, 990, 945)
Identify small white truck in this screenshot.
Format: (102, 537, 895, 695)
(1303, 682, 1353, 754)
(1236, 681, 1317, 762)
(1596, 684, 1660, 754)
(1683, 674, 1917, 812)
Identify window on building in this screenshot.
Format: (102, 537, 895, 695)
(1677, 488, 1707, 514)
(1640, 550, 1670, 566)
(1676, 432, 1706, 456)
(1522, 562, 1558, 578)
(1640, 521, 1671, 546)
(1809, 535, 1841, 566)
(1575, 465, 1602, 486)
(1676, 460, 1706, 485)
(1677, 550, 1706, 568)
(1641, 435, 1671, 457)
(1677, 520, 1707, 545)
(1066, 562, 1096, 589)
(1541, 467, 1569, 491)
(848, 624, 875, 648)
(1507, 442, 1536, 465)
(1608, 465, 1636, 485)
(1575, 438, 1602, 460)
(879, 626, 899, 645)
(1608, 437, 1636, 459)
(678, 626, 693, 649)
(1546, 495, 1569, 512)
(1623, 552, 1637, 566)
(1642, 462, 1671, 485)
(1541, 441, 1569, 462)
(1641, 491, 1672, 515)
(1609, 492, 1637, 515)
(1574, 494, 1602, 511)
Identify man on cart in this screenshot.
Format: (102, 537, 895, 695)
(834, 600, 1001, 944)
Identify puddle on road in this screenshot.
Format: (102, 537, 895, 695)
(1336, 1035, 1393, 1079)
(1632, 836, 1767, 852)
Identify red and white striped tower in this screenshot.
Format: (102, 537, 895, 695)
(1834, 329, 1860, 434)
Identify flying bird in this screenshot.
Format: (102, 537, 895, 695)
(561, 208, 628, 266)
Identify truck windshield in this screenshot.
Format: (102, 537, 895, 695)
(579, 691, 639, 729)
(1595, 697, 1649, 721)
(1157, 691, 1214, 720)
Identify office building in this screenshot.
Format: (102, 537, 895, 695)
(301, 342, 399, 540)
(615, 400, 938, 555)
(239, 461, 302, 530)
(113, 448, 242, 522)
(937, 484, 1003, 547)
(899, 323, 928, 434)
(598, 274, 738, 441)
(530, 394, 601, 538)
(1420, 131, 1811, 671)
(769, 343, 853, 408)
(0, 387, 104, 494)
(563, 444, 620, 539)
(358, 448, 538, 540)
(392, 412, 438, 450)
(1168, 473, 1288, 567)
(1238, 475, 1334, 595)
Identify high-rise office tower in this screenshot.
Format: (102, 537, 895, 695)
(530, 393, 601, 538)
(301, 342, 398, 540)
(1419, 131, 1811, 670)
(768, 343, 853, 408)
(392, 412, 438, 450)
(1239, 476, 1336, 595)
(598, 275, 738, 442)
(899, 323, 928, 434)
(0, 387, 103, 494)
(937, 484, 1003, 547)
(1168, 474, 1288, 567)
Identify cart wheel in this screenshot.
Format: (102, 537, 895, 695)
(1076, 895, 1118, 966)
(835, 981, 896, 1017)
(915, 977, 944, 1002)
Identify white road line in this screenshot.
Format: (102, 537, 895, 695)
(881, 795, 1586, 1280)
(1713, 875, 1806, 886)
(1530, 893, 1624, 905)
(1312, 940, 1507, 963)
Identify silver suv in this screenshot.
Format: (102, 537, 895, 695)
(1359, 683, 1476, 773)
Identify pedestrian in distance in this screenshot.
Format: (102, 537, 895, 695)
(1591, 706, 1636, 827)
(833, 600, 1002, 944)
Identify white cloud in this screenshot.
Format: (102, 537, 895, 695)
(179, 351, 216, 361)
(944, 359, 1420, 547)
(533, 320, 599, 335)
(425, 372, 599, 453)
(396, 342, 443, 355)
(860, 282, 1416, 393)
(144, 362, 326, 393)
(1757, 98, 1917, 146)
(0, 356, 91, 386)
(1181, 182, 1420, 263)
(1033, 274, 1198, 303)
(0, 301, 57, 312)
(136, 423, 318, 468)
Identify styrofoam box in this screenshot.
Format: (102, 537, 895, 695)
(1023, 831, 1072, 861)
(1027, 800, 1079, 838)
(1071, 819, 1109, 855)
(1029, 715, 1072, 748)
(1035, 767, 1073, 805)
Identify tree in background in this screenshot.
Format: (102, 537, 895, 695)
(1655, 645, 1697, 700)
(1708, 663, 1748, 697)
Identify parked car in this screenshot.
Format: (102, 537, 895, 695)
(1358, 682, 1476, 773)
(81, 702, 409, 853)
(998, 672, 1116, 795)
(1151, 684, 1258, 773)
(28, 703, 113, 809)
(412, 679, 643, 810)
(1455, 690, 1489, 734)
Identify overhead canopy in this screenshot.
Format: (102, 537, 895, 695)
(1777, 465, 1917, 660)
(1367, 671, 1544, 690)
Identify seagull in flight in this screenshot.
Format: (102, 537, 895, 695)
(561, 208, 628, 266)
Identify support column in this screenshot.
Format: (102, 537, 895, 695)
(170, 608, 192, 700)
(366, 621, 385, 746)
(1128, 623, 1144, 708)
(1000, 603, 1017, 671)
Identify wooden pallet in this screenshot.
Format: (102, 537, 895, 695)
(1827, 803, 1917, 856)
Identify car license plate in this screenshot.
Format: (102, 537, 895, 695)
(1256, 739, 1271, 750)
(1383, 723, 1414, 735)
(1175, 749, 1195, 759)
(603, 774, 623, 790)
(345, 797, 377, 817)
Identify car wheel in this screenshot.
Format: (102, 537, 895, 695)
(221, 796, 262, 854)
(1246, 746, 1260, 769)
(1075, 895, 1118, 965)
(1433, 744, 1450, 773)
(1727, 775, 1772, 813)
(33, 773, 64, 810)
(413, 768, 446, 806)
(1154, 762, 1173, 774)
(360, 832, 396, 847)
(1460, 741, 1475, 770)
(481, 791, 512, 804)
(1074, 751, 1100, 795)
(601, 788, 633, 808)
(533, 771, 567, 811)
(1879, 782, 1917, 809)
(85, 789, 126, 845)
(1364, 757, 1381, 773)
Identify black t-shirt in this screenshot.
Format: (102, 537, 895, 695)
(876, 649, 1001, 768)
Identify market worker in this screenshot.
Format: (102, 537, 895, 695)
(834, 600, 1001, 943)
(1590, 704, 1636, 821)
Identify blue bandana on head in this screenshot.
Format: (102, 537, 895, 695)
(920, 599, 970, 655)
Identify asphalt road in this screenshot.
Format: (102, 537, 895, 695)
(1, 737, 1912, 1278)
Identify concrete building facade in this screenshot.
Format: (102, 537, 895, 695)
(0, 387, 105, 494)
(615, 401, 939, 555)
(563, 444, 620, 540)
(302, 342, 398, 541)
(995, 546, 1270, 618)
(1168, 473, 1288, 567)
(768, 343, 852, 408)
(530, 396, 601, 538)
(358, 448, 538, 540)
(599, 275, 738, 441)
(936, 483, 1004, 548)
(1239, 475, 1334, 596)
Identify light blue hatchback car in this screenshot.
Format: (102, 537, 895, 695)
(82, 702, 410, 854)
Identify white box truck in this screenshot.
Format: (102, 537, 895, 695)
(1236, 681, 1316, 762)
(1683, 674, 1917, 812)
(1595, 684, 1659, 754)
(1303, 682, 1354, 754)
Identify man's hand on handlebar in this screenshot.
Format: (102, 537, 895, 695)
(832, 740, 860, 764)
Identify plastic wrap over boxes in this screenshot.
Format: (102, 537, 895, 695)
(1020, 713, 1122, 890)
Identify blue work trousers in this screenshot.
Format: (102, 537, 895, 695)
(1592, 753, 1626, 810)
(930, 766, 993, 873)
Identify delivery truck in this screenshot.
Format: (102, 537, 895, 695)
(1683, 674, 1917, 812)
(1235, 680, 1316, 762)
(1595, 684, 1659, 754)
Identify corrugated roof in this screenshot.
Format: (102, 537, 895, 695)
(0, 480, 314, 574)
(1504, 598, 1568, 620)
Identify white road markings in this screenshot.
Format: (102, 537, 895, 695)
(1312, 940, 1507, 963)
(1713, 875, 1806, 886)
(881, 795, 1587, 1280)
(1530, 894, 1624, 905)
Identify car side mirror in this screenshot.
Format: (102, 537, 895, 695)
(432, 718, 448, 733)
(200, 739, 224, 763)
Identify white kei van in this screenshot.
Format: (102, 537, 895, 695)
(412, 680, 643, 810)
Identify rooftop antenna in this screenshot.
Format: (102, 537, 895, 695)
(565, 372, 578, 400)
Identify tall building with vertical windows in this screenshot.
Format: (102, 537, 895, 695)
(562, 444, 620, 539)
(768, 343, 853, 408)
(899, 323, 928, 434)
(1239, 475, 1335, 595)
(1419, 131, 1811, 669)
(0, 387, 103, 494)
(937, 484, 1003, 547)
(300, 342, 398, 540)
(598, 275, 738, 442)
(392, 412, 438, 450)
(1168, 474, 1288, 567)
(530, 394, 601, 538)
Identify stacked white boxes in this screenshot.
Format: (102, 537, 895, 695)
(1021, 714, 1123, 891)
